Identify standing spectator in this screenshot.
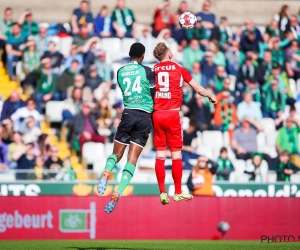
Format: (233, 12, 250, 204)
(196, 0, 215, 38)
(186, 16, 207, 48)
(71, 0, 93, 34)
(286, 15, 300, 41)
(208, 40, 226, 66)
(274, 5, 290, 39)
(1, 118, 14, 144)
(20, 116, 41, 144)
(240, 30, 259, 53)
(64, 44, 83, 71)
(16, 143, 35, 180)
(34, 23, 50, 57)
(201, 51, 217, 87)
(191, 62, 203, 86)
(85, 65, 103, 92)
(72, 102, 106, 154)
(0, 91, 26, 122)
(216, 147, 234, 181)
(225, 40, 245, 76)
(275, 151, 298, 182)
(177, 1, 188, 15)
(42, 41, 64, 73)
(138, 26, 156, 63)
(18, 9, 38, 36)
(5, 22, 27, 79)
(35, 57, 59, 113)
(11, 99, 40, 132)
(237, 92, 262, 122)
(0, 7, 14, 62)
(182, 39, 203, 72)
(93, 5, 113, 38)
(111, 0, 136, 38)
(45, 146, 63, 180)
(211, 16, 232, 50)
(0, 127, 8, 170)
(95, 51, 113, 83)
(244, 153, 267, 182)
(153, 0, 173, 37)
(62, 88, 83, 124)
(22, 40, 40, 74)
(7, 132, 25, 169)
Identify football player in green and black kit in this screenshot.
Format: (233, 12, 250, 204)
(98, 43, 155, 213)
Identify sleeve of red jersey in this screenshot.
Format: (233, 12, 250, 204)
(181, 67, 193, 83)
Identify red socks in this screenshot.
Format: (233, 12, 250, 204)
(172, 159, 182, 194)
(155, 158, 166, 193)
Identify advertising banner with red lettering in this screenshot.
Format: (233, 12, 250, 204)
(1, 196, 300, 240)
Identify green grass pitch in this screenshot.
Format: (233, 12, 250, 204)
(0, 240, 300, 250)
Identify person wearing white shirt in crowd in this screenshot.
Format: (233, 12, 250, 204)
(237, 91, 262, 122)
(138, 25, 156, 63)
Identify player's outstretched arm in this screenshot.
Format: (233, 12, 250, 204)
(188, 78, 217, 104)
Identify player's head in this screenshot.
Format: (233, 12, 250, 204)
(153, 42, 172, 62)
(129, 42, 145, 63)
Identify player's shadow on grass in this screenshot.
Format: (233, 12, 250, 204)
(66, 247, 151, 250)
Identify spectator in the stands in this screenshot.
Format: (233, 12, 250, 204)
(1, 118, 14, 144)
(34, 23, 50, 57)
(274, 5, 290, 39)
(196, 0, 215, 38)
(35, 57, 59, 113)
(0, 127, 8, 170)
(157, 28, 178, 59)
(18, 9, 38, 36)
(211, 16, 232, 51)
(243, 19, 262, 42)
(27, 156, 48, 180)
(138, 26, 156, 63)
(181, 82, 195, 116)
(67, 74, 92, 102)
(64, 44, 83, 71)
(20, 116, 41, 144)
(266, 19, 280, 38)
(256, 50, 272, 85)
(45, 146, 63, 180)
(237, 91, 262, 122)
(72, 102, 106, 154)
(225, 40, 245, 76)
(58, 59, 80, 100)
(111, 0, 136, 38)
(94, 97, 112, 129)
(171, 13, 188, 51)
(286, 15, 300, 41)
(275, 150, 298, 182)
(35, 134, 50, 160)
(73, 25, 92, 49)
(109, 115, 121, 143)
(177, 0, 188, 15)
(42, 41, 64, 73)
(236, 54, 256, 92)
(0, 91, 26, 122)
(215, 77, 239, 106)
(95, 51, 112, 83)
(71, 0, 93, 34)
(16, 143, 35, 180)
(187, 156, 216, 196)
(191, 62, 203, 86)
(201, 51, 217, 87)
(186, 16, 207, 48)
(182, 39, 203, 72)
(285, 40, 300, 81)
(7, 132, 25, 169)
(94, 82, 116, 106)
(85, 65, 103, 92)
(271, 38, 284, 66)
(62, 88, 83, 125)
(244, 152, 267, 182)
(213, 65, 226, 92)
(11, 98, 40, 132)
(191, 94, 212, 132)
(0, 7, 13, 59)
(240, 30, 259, 53)
(22, 40, 40, 75)
(153, 0, 173, 37)
(216, 147, 234, 181)
(59, 157, 77, 181)
(94, 5, 113, 38)
(5, 22, 28, 79)
(209, 40, 226, 66)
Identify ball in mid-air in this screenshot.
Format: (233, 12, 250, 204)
(178, 12, 197, 30)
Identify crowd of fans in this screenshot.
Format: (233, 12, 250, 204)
(0, 0, 300, 186)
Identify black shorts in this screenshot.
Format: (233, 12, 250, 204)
(115, 109, 152, 147)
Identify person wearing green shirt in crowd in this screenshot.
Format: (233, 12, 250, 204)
(191, 62, 203, 86)
(182, 39, 204, 72)
(35, 57, 59, 113)
(95, 51, 112, 83)
(266, 19, 280, 38)
(209, 40, 226, 66)
(216, 147, 234, 181)
(186, 16, 207, 47)
(246, 77, 262, 103)
(275, 150, 299, 182)
(0, 7, 13, 40)
(111, 0, 136, 38)
(271, 38, 284, 66)
(18, 10, 38, 37)
(213, 66, 226, 92)
(22, 40, 40, 74)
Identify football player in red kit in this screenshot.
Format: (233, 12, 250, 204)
(152, 42, 217, 204)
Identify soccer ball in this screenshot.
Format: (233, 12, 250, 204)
(178, 12, 197, 30)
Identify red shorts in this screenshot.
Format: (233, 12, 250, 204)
(153, 110, 183, 149)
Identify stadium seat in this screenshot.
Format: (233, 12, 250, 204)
(59, 36, 73, 55)
(122, 38, 137, 52)
(289, 78, 297, 99)
(236, 173, 251, 183)
(223, 131, 230, 146)
(266, 131, 278, 146)
(260, 118, 276, 132)
(231, 159, 246, 173)
(267, 170, 277, 183)
(202, 130, 224, 147)
(256, 132, 266, 147)
(101, 38, 122, 61)
(82, 142, 105, 165)
(257, 145, 278, 158)
(45, 101, 64, 122)
(197, 145, 214, 159)
(290, 174, 300, 183)
(182, 116, 190, 131)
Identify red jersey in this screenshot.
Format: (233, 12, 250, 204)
(153, 61, 192, 111)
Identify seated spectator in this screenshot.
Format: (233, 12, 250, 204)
(67, 74, 92, 102)
(11, 98, 40, 132)
(213, 91, 238, 135)
(211, 16, 232, 51)
(16, 143, 35, 180)
(20, 116, 41, 144)
(18, 9, 38, 36)
(187, 156, 216, 196)
(94, 5, 113, 38)
(72, 25, 92, 50)
(271, 38, 284, 66)
(62, 88, 83, 125)
(85, 65, 103, 92)
(35, 57, 59, 113)
(64, 44, 83, 72)
(111, 0, 136, 38)
(45, 146, 63, 180)
(258, 32, 272, 60)
(240, 30, 259, 53)
(34, 23, 50, 57)
(275, 151, 299, 182)
(59, 157, 76, 181)
(22, 40, 40, 75)
(186, 16, 207, 48)
(191, 62, 203, 86)
(286, 15, 300, 41)
(95, 51, 113, 83)
(213, 65, 226, 92)
(138, 26, 156, 63)
(242, 19, 263, 42)
(237, 91, 262, 122)
(274, 5, 290, 39)
(27, 155, 49, 180)
(266, 19, 280, 38)
(196, 0, 215, 38)
(35, 134, 50, 160)
(231, 116, 267, 162)
(171, 13, 188, 51)
(0, 91, 26, 122)
(225, 40, 245, 76)
(8, 132, 25, 169)
(153, 0, 173, 37)
(5, 22, 28, 79)
(42, 41, 64, 73)
(94, 82, 116, 106)
(209, 40, 226, 66)
(256, 50, 272, 85)
(94, 97, 112, 130)
(201, 51, 217, 87)
(215, 77, 239, 106)
(157, 28, 178, 60)
(0, 127, 8, 170)
(236, 55, 256, 92)
(276, 116, 300, 167)
(0, 8, 14, 54)
(71, 0, 93, 34)
(244, 152, 267, 182)
(58, 59, 80, 100)
(182, 39, 203, 72)
(285, 40, 300, 81)
(216, 147, 234, 180)
(1, 118, 14, 144)
(246, 78, 263, 105)
(72, 102, 106, 154)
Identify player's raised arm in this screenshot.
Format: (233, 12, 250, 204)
(188, 78, 217, 104)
